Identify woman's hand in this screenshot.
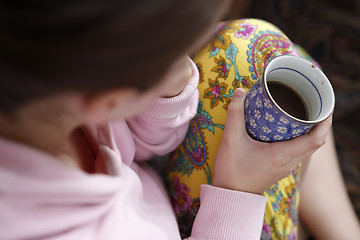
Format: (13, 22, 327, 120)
(212, 88, 333, 194)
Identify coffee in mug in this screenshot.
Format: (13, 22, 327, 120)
(244, 55, 335, 142)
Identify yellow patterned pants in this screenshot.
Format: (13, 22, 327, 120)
(167, 19, 318, 240)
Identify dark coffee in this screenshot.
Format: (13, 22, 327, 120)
(267, 81, 309, 120)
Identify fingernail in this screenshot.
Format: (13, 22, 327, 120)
(233, 88, 246, 100)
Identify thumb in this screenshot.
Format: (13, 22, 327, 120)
(224, 88, 248, 136)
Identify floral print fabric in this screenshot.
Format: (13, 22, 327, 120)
(167, 19, 317, 239)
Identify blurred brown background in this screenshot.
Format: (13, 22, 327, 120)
(225, 0, 360, 221)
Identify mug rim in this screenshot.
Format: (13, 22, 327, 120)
(263, 55, 335, 124)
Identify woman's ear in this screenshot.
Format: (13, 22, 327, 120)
(80, 88, 138, 124)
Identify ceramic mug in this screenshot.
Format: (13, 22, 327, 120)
(244, 55, 335, 142)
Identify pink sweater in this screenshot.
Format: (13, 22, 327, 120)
(0, 60, 267, 240)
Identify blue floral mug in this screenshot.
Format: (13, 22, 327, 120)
(245, 55, 335, 142)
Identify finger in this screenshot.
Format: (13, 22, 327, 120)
(272, 115, 333, 159)
(306, 115, 333, 140)
(223, 88, 248, 138)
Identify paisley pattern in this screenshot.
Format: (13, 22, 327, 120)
(167, 19, 318, 239)
(247, 31, 300, 81)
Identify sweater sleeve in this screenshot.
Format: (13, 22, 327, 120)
(126, 58, 199, 161)
(185, 185, 267, 240)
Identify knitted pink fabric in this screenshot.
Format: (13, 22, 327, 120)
(0, 59, 266, 240)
